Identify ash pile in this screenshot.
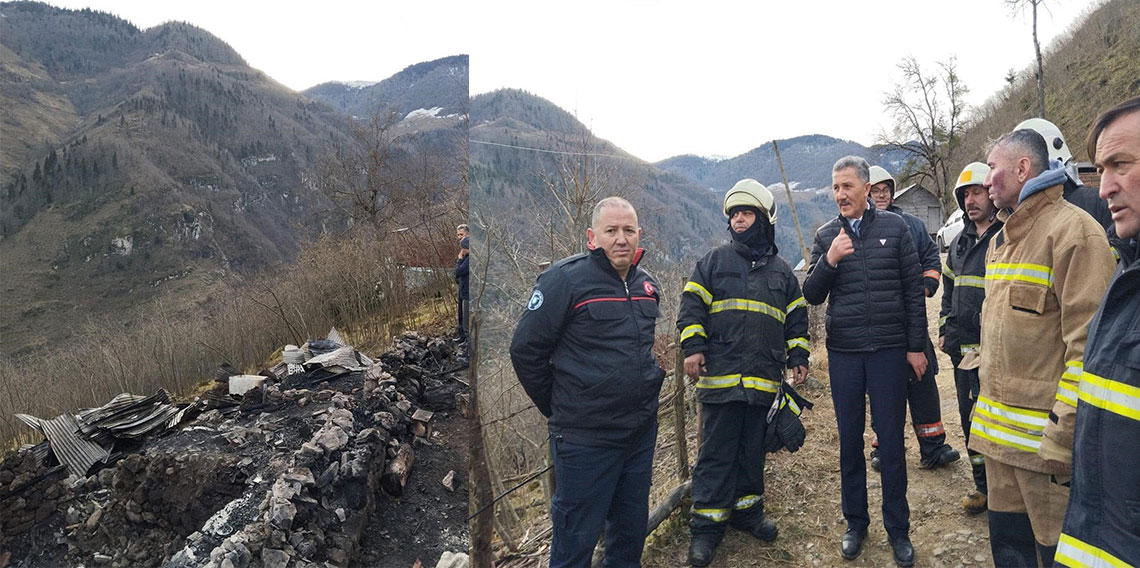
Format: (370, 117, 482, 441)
(0, 331, 470, 568)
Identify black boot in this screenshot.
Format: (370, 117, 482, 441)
(688, 535, 717, 567)
(840, 527, 867, 560)
(988, 511, 1038, 567)
(735, 516, 778, 542)
(919, 445, 960, 469)
(890, 535, 915, 567)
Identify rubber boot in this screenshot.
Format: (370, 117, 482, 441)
(988, 511, 1038, 567)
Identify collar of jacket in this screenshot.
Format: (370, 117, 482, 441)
(956, 216, 1003, 255)
(997, 183, 1064, 242)
(838, 198, 877, 237)
(587, 245, 646, 280)
(1019, 161, 1068, 205)
(1119, 238, 1139, 268)
(730, 238, 774, 265)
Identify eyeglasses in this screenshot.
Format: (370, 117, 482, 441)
(870, 188, 892, 196)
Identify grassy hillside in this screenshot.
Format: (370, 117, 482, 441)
(956, 0, 1140, 169)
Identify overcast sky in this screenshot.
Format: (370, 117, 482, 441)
(46, 0, 1101, 162)
(43, 0, 472, 90)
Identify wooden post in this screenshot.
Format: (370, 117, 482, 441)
(672, 295, 690, 480)
(773, 140, 812, 267)
(468, 309, 494, 567)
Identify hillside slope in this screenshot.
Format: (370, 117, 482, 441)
(0, 2, 465, 357)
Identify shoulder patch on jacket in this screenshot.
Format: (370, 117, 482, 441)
(527, 290, 544, 310)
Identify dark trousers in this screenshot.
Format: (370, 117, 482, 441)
(829, 348, 910, 540)
(906, 339, 949, 458)
(871, 339, 949, 459)
(950, 355, 987, 493)
(690, 401, 768, 538)
(457, 296, 468, 342)
(549, 425, 656, 568)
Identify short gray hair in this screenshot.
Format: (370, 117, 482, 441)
(993, 129, 1049, 177)
(833, 156, 870, 184)
(591, 196, 637, 228)
(456, 224, 469, 232)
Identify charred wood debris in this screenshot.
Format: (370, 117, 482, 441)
(0, 331, 470, 568)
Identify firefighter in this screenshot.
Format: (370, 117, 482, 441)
(678, 179, 810, 567)
(866, 166, 960, 471)
(938, 162, 1001, 514)
(975, 130, 1114, 566)
(1056, 96, 1140, 568)
(1016, 117, 1127, 262)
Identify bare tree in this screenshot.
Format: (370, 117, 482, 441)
(538, 122, 640, 259)
(879, 56, 968, 215)
(1007, 0, 1048, 118)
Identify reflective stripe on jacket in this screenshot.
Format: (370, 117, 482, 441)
(677, 241, 809, 405)
(972, 183, 1114, 472)
(1057, 238, 1140, 567)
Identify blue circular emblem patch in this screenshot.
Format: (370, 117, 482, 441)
(527, 290, 544, 311)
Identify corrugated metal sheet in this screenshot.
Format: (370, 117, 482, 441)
(40, 414, 110, 477)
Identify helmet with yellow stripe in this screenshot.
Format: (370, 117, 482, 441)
(954, 162, 991, 211)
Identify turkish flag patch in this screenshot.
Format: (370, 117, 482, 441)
(643, 281, 655, 296)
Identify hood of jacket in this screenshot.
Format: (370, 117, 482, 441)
(1019, 161, 1068, 206)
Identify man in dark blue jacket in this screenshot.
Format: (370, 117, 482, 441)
(804, 156, 926, 567)
(1056, 96, 1140, 568)
(510, 197, 665, 568)
(867, 166, 960, 471)
(455, 224, 470, 346)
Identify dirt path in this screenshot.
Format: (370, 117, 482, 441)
(643, 282, 994, 568)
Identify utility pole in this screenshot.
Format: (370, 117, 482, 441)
(772, 140, 812, 267)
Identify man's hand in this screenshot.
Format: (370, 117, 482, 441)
(684, 353, 705, 384)
(907, 351, 927, 381)
(790, 365, 809, 386)
(826, 228, 855, 267)
(938, 335, 946, 353)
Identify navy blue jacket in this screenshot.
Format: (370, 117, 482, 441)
(887, 204, 941, 294)
(456, 237, 469, 299)
(803, 202, 926, 353)
(510, 247, 665, 447)
(1057, 237, 1140, 567)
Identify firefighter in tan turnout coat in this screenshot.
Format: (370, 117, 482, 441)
(974, 129, 1115, 566)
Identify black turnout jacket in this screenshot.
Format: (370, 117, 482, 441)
(939, 219, 1003, 358)
(677, 241, 809, 406)
(1057, 238, 1140, 567)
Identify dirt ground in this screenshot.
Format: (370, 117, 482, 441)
(640, 280, 994, 568)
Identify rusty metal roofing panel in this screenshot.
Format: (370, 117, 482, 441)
(40, 414, 110, 477)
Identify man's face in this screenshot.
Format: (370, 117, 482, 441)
(587, 205, 640, 274)
(730, 209, 756, 233)
(832, 167, 870, 218)
(456, 228, 468, 241)
(1096, 111, 1140, 239)
(870, 182, 893, 210)
(985, 143, 1029, 210)
(962, 185, 996, 223)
